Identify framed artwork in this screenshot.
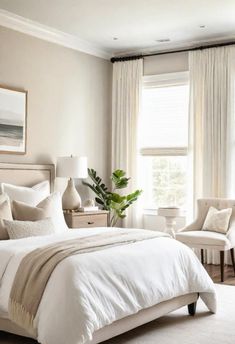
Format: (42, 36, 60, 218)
(0, 85, 27, 154)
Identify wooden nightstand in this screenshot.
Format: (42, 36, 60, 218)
(64, 210, 109, 229)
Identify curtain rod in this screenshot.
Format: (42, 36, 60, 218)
(110, 40, 235, 63)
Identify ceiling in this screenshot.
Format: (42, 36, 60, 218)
(0, 0, 235, 57)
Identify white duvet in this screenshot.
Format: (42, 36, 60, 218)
(0, 228, 216, 344)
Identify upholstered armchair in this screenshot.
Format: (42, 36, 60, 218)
(175, 198, 235, 282)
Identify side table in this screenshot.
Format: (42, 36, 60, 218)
(157, 207, 181, 237)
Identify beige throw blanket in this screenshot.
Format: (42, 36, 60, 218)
(9, 229, 163, 337)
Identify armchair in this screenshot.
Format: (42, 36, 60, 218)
(175, 198, 235, 282)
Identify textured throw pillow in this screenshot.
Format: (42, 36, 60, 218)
(4, 218, 55, 239)
(0, 193, 13, 240)
(1, 181, 50, 206)
(202, 206, 232, 234)
(12, 192, 68, 233)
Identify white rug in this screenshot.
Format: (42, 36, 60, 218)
(105, 284, 235, 344)
(0, 284, 234, 344)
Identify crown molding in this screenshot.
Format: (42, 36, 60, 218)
(114, 35, 235, 57)
(0, 9, 111, 60)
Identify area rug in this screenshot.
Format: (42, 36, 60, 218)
(105, 284, 235, 344)
(0, 284, 234, 344)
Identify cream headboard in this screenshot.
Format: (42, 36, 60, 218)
(0, 163, 55, 192)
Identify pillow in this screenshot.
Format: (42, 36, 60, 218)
(202, 206, 232, 234)
(4, 218, 55, 239)
(1, 181, 50, 206)
(12, 192, 68, 233)
(0, 193, 13, 240)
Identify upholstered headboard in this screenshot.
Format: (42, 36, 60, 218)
(0, 163, 55, 191)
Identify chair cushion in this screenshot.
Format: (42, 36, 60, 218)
(176, 231, 231, 250)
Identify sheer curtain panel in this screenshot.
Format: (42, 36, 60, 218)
(111, 59, 143, 228)
(189, 46, 235, 263)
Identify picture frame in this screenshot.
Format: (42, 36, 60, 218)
(0, 85, 27, 154)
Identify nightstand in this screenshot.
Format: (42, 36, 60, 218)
(64, 210, 109, 229)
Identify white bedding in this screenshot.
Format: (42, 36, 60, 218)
(0, 228, 216, 344)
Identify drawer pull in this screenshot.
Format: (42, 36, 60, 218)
(88, 221, 94, 225)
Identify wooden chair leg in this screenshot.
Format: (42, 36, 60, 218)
(220, 251, 225, 282)
(201, 249, 204, 265)
(230, 248, 235, 276)
(188, 301, 197, 316)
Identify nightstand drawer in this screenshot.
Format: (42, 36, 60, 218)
(72, 214, 108, 228)
(64, 211, 109, 228)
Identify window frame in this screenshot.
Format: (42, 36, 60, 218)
(140, 71, 189, 211)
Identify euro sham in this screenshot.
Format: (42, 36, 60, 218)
(0, 193, 13, 240)
(1, 181, 50, 206)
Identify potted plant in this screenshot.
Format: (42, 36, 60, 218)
(83, 169, 142, 227)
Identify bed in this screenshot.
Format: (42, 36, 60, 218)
(0, 163, 216, 344)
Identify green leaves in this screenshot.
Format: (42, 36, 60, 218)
(126, 190, 142, 203)
(82, 168, 142, 226)
(111, 169, 130, 189)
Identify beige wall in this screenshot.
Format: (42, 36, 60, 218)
(0, 26, 112, 195)
(0, 26, 189, 205)
(144, 51, 188, 75)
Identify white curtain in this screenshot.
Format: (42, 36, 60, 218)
(112, 59, 143, 228)
(189, 46, 235, 263)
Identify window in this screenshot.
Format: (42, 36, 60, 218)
(139, 72, 189, 210)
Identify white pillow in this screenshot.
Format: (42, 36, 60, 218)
(0, 193, 13, 240)
(13, 192, 68, 233)
(1, 181, 50, 206)
(4, 218, 55, 239)
(202, 206, 232, 234)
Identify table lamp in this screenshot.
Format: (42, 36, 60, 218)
(56, 155, 88, 211)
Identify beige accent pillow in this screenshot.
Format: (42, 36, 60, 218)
(202, 206, 232, 234)
(0, 193, 13, 240)
(4, 218, 55, 239)
(12, 201, 45, 221)
(12, 192, 68, 233)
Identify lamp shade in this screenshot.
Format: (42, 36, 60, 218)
(56, 156, 88, 179)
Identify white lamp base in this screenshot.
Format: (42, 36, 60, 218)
(62, 178, 81, 211)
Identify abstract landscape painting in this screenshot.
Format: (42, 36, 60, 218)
(0, 86, 27, 154)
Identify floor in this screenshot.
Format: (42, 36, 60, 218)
(204, 264, 235, 285)
(0, 264, 234, 344)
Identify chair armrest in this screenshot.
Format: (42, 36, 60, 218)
(178, 219, 202, 232)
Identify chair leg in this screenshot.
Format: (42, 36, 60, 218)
(220, 251, 225, 282)
(230, 249, 235, 276)
(201, 249, 204, 265)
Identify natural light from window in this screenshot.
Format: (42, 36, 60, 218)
(140, 76, 189, 210)
(141, 85, 189, 148)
